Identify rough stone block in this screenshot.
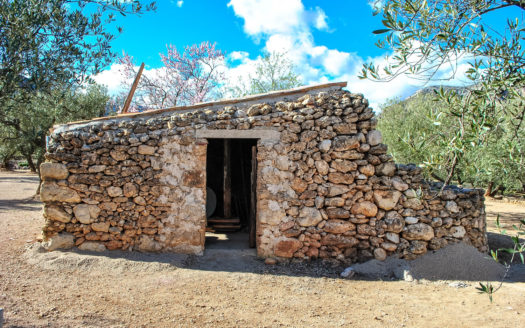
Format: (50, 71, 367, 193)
(40, 182, 80, 203)
(320, 234, 359, 248)
(374, 248, 387, 261)
(138, 145, 156, 155)
(78, 241, 107, 252)
(450, 225, 466, 238)
(274, 239, 303, 258)
(44, 206, 71, 223)
(297, 207, 322, 227)
(367, 130, 382, 146)
(107, 186, 123, 197)
(326, 208, 350, 219)
(373, 190, 401, 210)
(43, 232, 75, 251)
(73, 204, 93, 224)
(333, 136, 360, 151)
(324, 219, 355, 234)
(91, 222, 110, 232)
(88, 165, 107, 173)
(40, 163, 69, 180)
(402, 223, 434, 241)
(351, 201, 378, 217)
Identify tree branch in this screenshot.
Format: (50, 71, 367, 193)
(502, 0, 525, 10)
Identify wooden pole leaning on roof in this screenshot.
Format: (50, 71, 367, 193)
(121, 62, 145, 114)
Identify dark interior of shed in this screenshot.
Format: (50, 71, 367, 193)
(205, 138, 257, 248)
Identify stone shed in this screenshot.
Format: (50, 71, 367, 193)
(40, 82, 488, 262)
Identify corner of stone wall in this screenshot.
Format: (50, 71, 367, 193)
(41, 119, 207, 254)
(381, 164, 488, 260)
(246, 90, 487, 263)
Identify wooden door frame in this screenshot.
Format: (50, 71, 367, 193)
(203, 137, 259, 249)
(249, 144, 257, 248)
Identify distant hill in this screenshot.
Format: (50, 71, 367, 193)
(407, 85, 469, 100)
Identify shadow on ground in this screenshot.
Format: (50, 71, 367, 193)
(26, 244, 347, 279)
(0, 175, 39, 182)
(25, 232, 525, 283)
(0, 174, 40, 212)
(25, 232, 345, 279)
(488, 232, 525, 265)
(0, 196, 41, 212)
(486, 211, 525, 227)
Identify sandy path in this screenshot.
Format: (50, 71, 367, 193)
(486, 198, 525, 231)
(0, 170, 524, 327)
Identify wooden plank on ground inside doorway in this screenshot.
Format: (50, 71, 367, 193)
(207, 218, 240, 224)
(213, 224, 241, 230)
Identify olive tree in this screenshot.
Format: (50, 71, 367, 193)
(0, 0, 155, 110)
(228, 51, 302, 97)
(379, 92, 525, 194)
(0, 0, 154, 185)
(362, 0, 525, 186)
(0, 85, 109, 172)
(364, 0, 525, 301)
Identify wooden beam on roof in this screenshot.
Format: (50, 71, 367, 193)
(121, 62, 145, 114)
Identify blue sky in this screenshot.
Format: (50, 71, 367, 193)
(93, 0, 522, 109)
(107, 1, 385, 64)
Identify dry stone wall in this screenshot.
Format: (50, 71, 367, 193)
(41, 85, 487, 263)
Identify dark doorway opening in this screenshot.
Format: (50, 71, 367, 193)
(205, 138, 257, 249)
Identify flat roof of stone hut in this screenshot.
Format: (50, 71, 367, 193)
(53, 82, 348, 132)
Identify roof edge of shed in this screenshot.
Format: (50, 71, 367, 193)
(56, 81, 347, 128)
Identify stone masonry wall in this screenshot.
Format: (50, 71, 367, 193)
(41, 85, 487, 263)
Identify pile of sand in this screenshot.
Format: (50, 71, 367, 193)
(344, 243, 513, 282)
(409, 243, 507, 281)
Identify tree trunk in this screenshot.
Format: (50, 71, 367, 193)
(35, 152, 45, 195)
(1, 151, 16, 170)
(26, 154, 36, 172)
(431, 173, 444, 183)
(490, 185, 504, 197)
(36, 178, 43, 196)
(454, 167, 463, 185)
(485, 182, 494, 197)
(36, 152, 44, 173)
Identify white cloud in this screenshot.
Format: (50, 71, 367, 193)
(321, 49, 352, 75)
(176, 0, 183, 8)
(226, 0, 470, 110)
(227, 1, 389, 102)
(92, 63, 165, 98)
(229, 51, 250, 62)
(228, 0, 305, 35)
(312, 7, 328, 30)
(368, 0, 384, 11)
(96, 1, 470, 110)
(92, 63, 129, 95)
(227, 0, 329, 36)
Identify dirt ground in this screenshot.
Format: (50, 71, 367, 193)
(1, 170, 524, 328)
